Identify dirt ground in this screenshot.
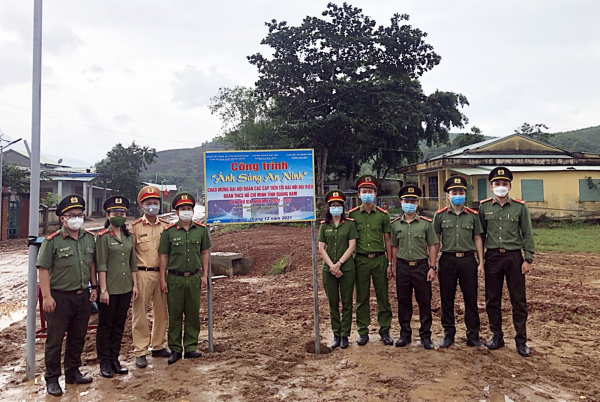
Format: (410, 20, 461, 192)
(0, 225, 599, 401)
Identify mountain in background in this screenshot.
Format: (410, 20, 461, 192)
(141, 125, 600, 192)
(140, 139, 228, 193)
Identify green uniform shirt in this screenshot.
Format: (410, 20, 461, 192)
(478, 197, 535, 259)
(348, 205, 391, 254)
(318, 218, 359, 272)
(390, 215, 438, 261)
(433, 206, 484, 253)
(36, 228, 95, 291)
(158, 221, 212, 272)
(95, 229, 138, 295)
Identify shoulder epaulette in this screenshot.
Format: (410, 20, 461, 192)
(45, 230, 61, 241)
(480, 198, 492, 203)
(194, 221, 206, 227)
(347, 206, 360, 213)
(131, 218, 143, 226)
(376, 206, 388, 213)
(83, 229, 96, 236)
(390, 216, 401, 224)
(158, 217, 170, 224)
(420, 216, 433, 222)
(97, 228, 110, 236)
(436, 206, 449, 214)
(465, 207, 479, 215)
(320, 219, 326, 224)
(513, 198, 526, 204)
(164, 223, 176, 230)
(345, 217, 355, 221)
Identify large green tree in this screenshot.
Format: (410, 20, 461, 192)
(514, 122, 552, 143)
(244, 3, 468, 194)
(1, 162, 30, 193)
(96, 142, 157, 204)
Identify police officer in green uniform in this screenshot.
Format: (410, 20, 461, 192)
(390, 185, 438, 350)
(433, 176, 485, 349)
(159, 192, 211, 365)
(36, 195, 97, 397)
(318, 190, 358, 350)
(479, 167, 534, 357)
(347, 175, 393, 346)
(96, 195, 139, 378)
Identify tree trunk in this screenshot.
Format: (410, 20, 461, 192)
(315, 147, 328, 196)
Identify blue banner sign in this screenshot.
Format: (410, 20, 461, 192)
(204, 149, 316, 224)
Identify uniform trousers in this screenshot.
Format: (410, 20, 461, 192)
(484, 249, 528, 344)
(438, 253, 480, 340)
(131, 270, 168, 355)
(323, 268, 356, 336)
(396, 259, 432, 339)
(355, 254, 392, 335)
(166, 273, 201, 353)
(96, 292, 132, 364)
(44, 290, 90, 383)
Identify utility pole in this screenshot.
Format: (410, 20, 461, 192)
(0, 134, 23, 240)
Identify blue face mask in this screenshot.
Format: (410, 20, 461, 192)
(329, 206, 343, 217)
(450, 195, 466, 206)
(402, 203, 417, 214)
(360, 193, 375, 204)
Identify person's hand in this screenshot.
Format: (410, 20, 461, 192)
(477, 262, 484, 278)
(43, 295, 56, 313)
(522, 260, 532, 274)
(387, 265, 395, 280)
(132, 285, 139, 301)
(427, 268, 437, 282)
(100, 291, 110, 305)
(89, 288, 97, 303)
(160, 279, 168, 293)
(201, 275, 208, 288)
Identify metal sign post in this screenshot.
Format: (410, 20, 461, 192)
(311, 220, 320, 354)
(207, 247, 213, 353)
(26, 0, 44, 381)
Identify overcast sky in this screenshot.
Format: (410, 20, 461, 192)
(1, 0, 599, 167)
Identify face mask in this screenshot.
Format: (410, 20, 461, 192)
(179, 211, 194, 222)
(109, 216, 126, 227)
(450, 195, 466, 206)
(66, 217, 83, 231)
(493, 186, 509, 197)
(402, 203, 417, 214)
(360, 193, 375, 204)
(329, 206, 343, 217)
(143, 204, 160, 216)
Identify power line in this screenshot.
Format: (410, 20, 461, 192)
(0, 100, 204, 145)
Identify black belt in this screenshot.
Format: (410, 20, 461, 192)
(52, 288, 88, 295)
(356, 252, 385, 259)
(138, 267, 159, 272)
(397, 258, 428, 267)
(443, 251, 475, 258)
(488, 248, 521, 254)
(168, 269, 200, 277)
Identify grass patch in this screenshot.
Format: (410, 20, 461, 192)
(533, 225, 600, 253)
(213, 223, 256, 234)
(268, 254, 291, 275)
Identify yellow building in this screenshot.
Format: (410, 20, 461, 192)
(398, 134, 600, 217)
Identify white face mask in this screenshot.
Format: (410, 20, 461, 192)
(178, 211, 194, 222)
(143, 204, 160, 216)
(493, 186, 509, 197)
(66, 217, 84, 230)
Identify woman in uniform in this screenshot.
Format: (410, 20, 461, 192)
(96, 196, 138, 378)
(318, 190, 358, 350)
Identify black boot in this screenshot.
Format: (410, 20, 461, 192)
(168, 351, 182, 365)
(329, 336, 341, 349)
(356, 334, 369, 346)
(438, 334, 454, 349)
(100, 361, 114, 378)
(395, 336, 411, 347)
(184, 351, 202, 359)
(46, 382, 63, 397)
(486, 336, 505, 350)
(516, 343, 531, 357)
(112, 360, 128, 375)
(380, 333, 394, 346)
(65, 371, 92, 384)
(340, 336, 349, 349)
(421, 337, 434, 350)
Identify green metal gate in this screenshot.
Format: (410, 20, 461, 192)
(7, 199, 19, 238)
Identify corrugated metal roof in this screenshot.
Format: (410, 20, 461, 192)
(449, 167, 493, 176)
(47, 176, 98, 182)
(450, 166, 600, 176)
(452, 154, 571, 159)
